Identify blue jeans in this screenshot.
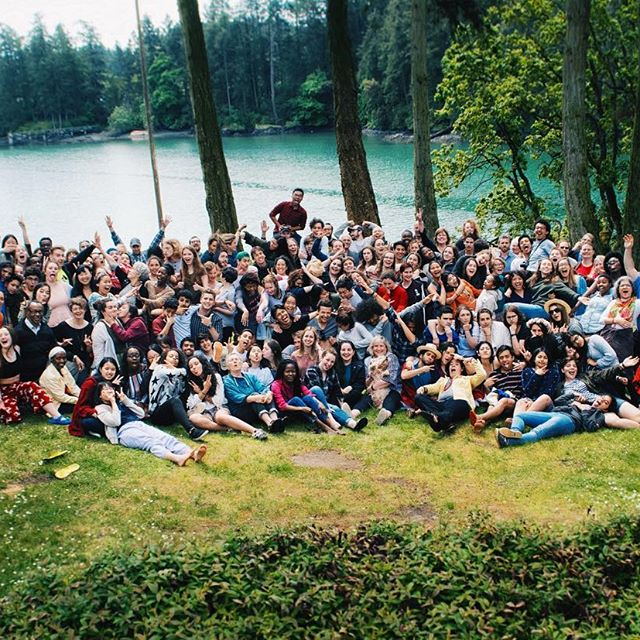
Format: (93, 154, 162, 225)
(286, 394, 328, 424)
(509, 411, 575, 445)
(309, 386, 351, 425)
(508, 303, 548, 320)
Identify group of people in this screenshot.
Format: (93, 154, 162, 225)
(2, 187, 640, 464)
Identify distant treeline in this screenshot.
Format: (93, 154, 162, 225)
(0, 0, 465, 137)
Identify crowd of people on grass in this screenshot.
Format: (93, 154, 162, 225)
(2, 188, 640, 462)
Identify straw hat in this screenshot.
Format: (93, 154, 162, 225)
(543, 298, 572, 316)
(417, 343, 441, 360)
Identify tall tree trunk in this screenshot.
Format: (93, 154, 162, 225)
(562, 0, 601, 249)
(327, 0, 380, 225)
(177, 0, 238, 233)
(223, 47, 232, 116)
(411, 0, 439, 237)
(269, 19, 278, 123)
(623, 5, 640, 260)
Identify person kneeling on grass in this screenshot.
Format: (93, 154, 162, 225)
(414, 354, 486, 432)
(95, 382, 206, 466)
(186, 355, 268, 440)
(271, 359, 346, 435)
(495, 394, 640, 448)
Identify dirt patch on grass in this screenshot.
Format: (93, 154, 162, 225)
(2, 473, 52, 496)
(393, 502, 438, 524)
(292, 450, 363, 471)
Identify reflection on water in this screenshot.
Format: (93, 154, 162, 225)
(0, 132, 562, 245)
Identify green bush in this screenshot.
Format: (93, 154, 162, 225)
(2, 516, 640, 638)
(107, 105, 142, 135)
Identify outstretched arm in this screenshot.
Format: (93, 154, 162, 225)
(623, 234, 639, 280)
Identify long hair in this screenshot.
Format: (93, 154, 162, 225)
(334, 340, 360, 377)
(158, 348, 186, 368)
(263, 339, 283, 370)
(502, 304, 526, 331)
(93, 381, 116, 407)
(186, 354, 217, 396)
(0, 327, 18, 374)
(455, 305, 477, 333)
(70, 265, 94, 297)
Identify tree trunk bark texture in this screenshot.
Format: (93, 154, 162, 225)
(623, 5, 640, 256)
(411, 0, 439, 236)
(177, 0, 239, 233)
(562, 0, 601, 248)
(327, 0, 380, 226)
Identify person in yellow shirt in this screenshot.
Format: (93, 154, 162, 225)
(414, 355, 486, 432)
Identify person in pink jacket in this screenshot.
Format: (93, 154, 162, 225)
(271, 359, 344, 435)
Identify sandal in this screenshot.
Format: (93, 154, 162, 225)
(54, 463, 80, 479)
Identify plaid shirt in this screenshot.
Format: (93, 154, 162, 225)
(385, 307, 422, 365)
(304, 365, 342, 405)
(110, 228, 165, 264)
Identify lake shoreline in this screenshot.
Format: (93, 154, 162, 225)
(2, 126, 461, 148)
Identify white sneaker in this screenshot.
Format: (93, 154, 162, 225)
(340, 401, 352, 413)
(376, 408, 392, 425)
(252, 428, 268, 441)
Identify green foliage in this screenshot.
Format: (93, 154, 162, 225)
(290, 70, 332, 127)
(2, 516, 640, 637)
(434, 0, 639, 238)
(2, 0, 474, 136)
(357, 0, 453, 131)
(147, 52, 191, 131)
(107, 104, 143, 135)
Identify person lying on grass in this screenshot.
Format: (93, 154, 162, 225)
(185, 355, 268, 440)
(95, 382, 206, 466)
(495, 394, 640, 448)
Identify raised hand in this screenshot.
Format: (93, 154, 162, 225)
(624, 234, 634, 250)
(105, 215, 114, 229)
(260, 220, 269, 235)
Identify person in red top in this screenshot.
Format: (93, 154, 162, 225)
(377, 271, 409, 312)
(271, 359, 344, 434)
(110, 303, 150, 351)
(269, 188, 307, 234)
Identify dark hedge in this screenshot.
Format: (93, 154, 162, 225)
(2, 515, 640, 639)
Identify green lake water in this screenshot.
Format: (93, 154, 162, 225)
(0, 132, 563, 245)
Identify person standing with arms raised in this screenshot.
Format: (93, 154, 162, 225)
(269, 188, 307, 238)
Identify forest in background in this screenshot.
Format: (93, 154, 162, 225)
(0, 0, 638, 240)
(0, 0, 463, 136)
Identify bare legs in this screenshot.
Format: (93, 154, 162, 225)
(472, 398, 516, 431)
(190, 410, 261, 436)
(166, 444, 207, 466)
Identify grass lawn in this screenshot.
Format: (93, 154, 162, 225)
(2, 411, 640, 596)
